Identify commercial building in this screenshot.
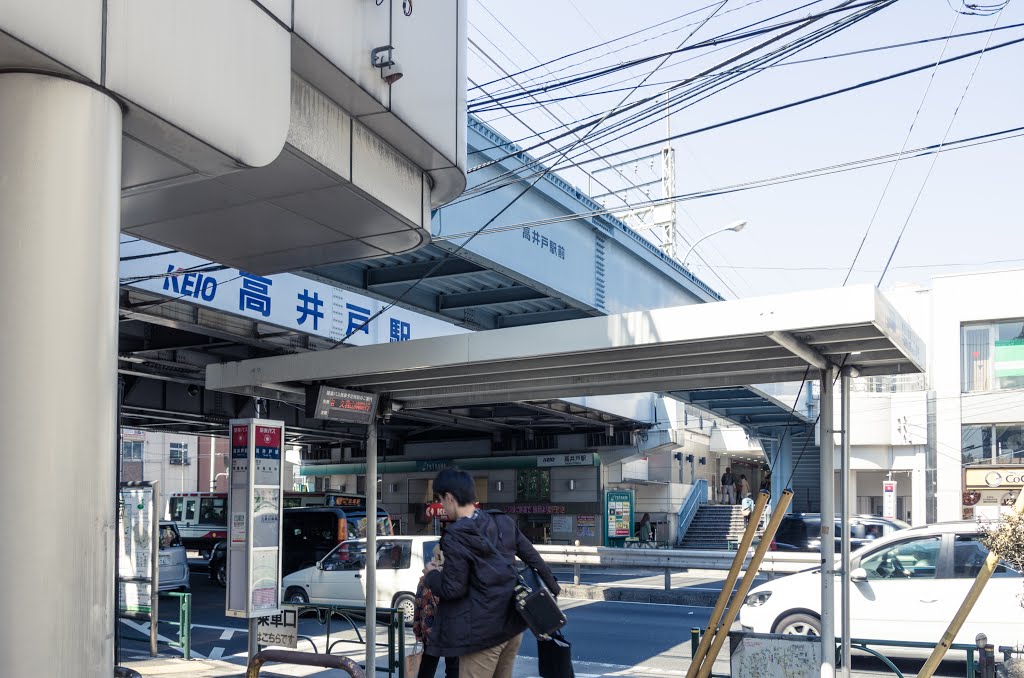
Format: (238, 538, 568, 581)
(826, 269, 1024, 525)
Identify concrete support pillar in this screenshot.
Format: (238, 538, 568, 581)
(0, 73, 122, 677)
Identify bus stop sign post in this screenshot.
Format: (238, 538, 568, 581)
(117, 481, 160, 658)
(226, 419, 286, 664)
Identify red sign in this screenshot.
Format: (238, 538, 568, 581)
(256, 425, 281, 448)
(424, 502, 481, 520)
(232, 424, 249, 447)
(425, 502, 447, 519)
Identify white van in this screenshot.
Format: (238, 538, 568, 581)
(281, 536, 439, 623)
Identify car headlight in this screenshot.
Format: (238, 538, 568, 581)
(744, 591, 772, 607)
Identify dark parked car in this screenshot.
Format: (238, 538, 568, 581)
(772, 513, 910, 552)
(208, 540, 226, 587)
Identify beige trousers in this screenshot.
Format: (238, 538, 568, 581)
(458, 633, 524, 678)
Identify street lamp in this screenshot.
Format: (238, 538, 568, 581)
(681, 220, 747, 267)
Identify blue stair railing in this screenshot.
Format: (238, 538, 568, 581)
(676, 479, 708, 546)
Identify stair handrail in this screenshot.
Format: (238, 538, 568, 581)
(676, 479, 708, 546)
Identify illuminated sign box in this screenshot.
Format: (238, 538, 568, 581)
(305, 385, 377, 424)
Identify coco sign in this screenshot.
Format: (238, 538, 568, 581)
(965, 466, 1024, 490)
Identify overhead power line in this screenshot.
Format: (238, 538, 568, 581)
(469, 0, 888, 174)
(454, 29, 1023, 206)
(434, 123, 1024, 241)
(461, 0, 892, 204)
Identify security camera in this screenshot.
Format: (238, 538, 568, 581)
(371, 45, 403, 85)
(381, 61, 403, 85)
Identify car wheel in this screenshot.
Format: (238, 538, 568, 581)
(286, 587, 309, 605)
(774, 613, 821, 636)
(394, 594, 416, 625)
(214, 562, 227, 588)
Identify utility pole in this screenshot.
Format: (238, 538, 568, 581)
(610, 93, 678, 259)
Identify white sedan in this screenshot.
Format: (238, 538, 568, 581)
(740, 521, 1024, 654)
(282, 536, 439, 623)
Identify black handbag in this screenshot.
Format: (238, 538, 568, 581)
(538, 632, 574, 678)
(479, 517, 567, 637)
(513, 564, 566, 637)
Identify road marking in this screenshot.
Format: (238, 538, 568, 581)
(208, 647, 225, 659)
(563, 598, 711, 609)
(220, 629, 235, 640)
(119, 619, 208, 660)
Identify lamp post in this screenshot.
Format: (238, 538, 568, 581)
(681, 220, 747, 267)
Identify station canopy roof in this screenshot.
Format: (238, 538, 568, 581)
(206, 285, 925, 411)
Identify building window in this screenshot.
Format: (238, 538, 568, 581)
(121, 440, 143, 461)
(516, 468, 550, 502)
(169, 442, 190, 465)
(962, 320, 1024, 392)
(962, 424, 1024, 465)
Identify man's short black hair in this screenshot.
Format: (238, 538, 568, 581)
(434, 468, 476, 506)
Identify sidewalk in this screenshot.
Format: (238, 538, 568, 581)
(120, 648, 736, 678)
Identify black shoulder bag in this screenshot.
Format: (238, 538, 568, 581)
(479, 516, 567, 637)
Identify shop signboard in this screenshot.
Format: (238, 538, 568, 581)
(551, 515, 573, 534)
(604, 490, 634, 545)
(227, 419, 285, 619)
(576, 514, 596, 538)
(537, 453, 593, 467)
(963, 466, 1022, 521)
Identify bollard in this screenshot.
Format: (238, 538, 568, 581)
(573, 540, 581, 585)
(691, 628, 700, 658)
(982, 644, 996, 678)
(665, 568, 671, 591)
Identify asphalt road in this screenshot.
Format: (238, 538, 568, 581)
(118, 567, 972, 677)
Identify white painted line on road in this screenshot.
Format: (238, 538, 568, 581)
(520, 656, 686, 676)
(119, 619, 208, 660)
(564, 598, 711, 609)
(208, 646, 225, 659)
(220, 629, 235, 640)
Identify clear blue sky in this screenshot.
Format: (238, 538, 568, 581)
(466, 0, 1024, 299)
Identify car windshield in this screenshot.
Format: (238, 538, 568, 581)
(860, 536, 940, 579)
(320, 541, 367, 571)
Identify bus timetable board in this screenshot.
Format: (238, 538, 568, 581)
(227, 419, 285, 619)
(305, 385, 377, 423)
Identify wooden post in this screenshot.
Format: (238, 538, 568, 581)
(917, 489, 1024, 678)
(695, 490, 794, 678)
(685, 491, 769, 678)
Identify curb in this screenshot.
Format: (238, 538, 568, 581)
(560, 583, 722, 606)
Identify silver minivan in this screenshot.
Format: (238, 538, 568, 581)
(158, 522, 191, 591)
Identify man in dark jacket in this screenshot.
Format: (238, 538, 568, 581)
(424, 469, 559, 678)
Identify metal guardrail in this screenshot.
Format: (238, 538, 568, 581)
(691, 629, 983, 678)
(534, 543, 818, 576)
(676, 479, 708, 546)
(287, 604, 407, 678)
(837, 638, 980, 678)
(247, 649, 364, 678)
(163, 591, 192, 660)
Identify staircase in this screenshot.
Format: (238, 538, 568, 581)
(789, 427, 821, 513)
(680, 504, 760, 550)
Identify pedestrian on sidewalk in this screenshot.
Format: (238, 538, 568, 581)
(638, 513, 652, 544)
(739, 474, 751, 499)
(424, 468, 560, 678)
(721, 467, 735, 505)
(413, 547, 459, 678)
